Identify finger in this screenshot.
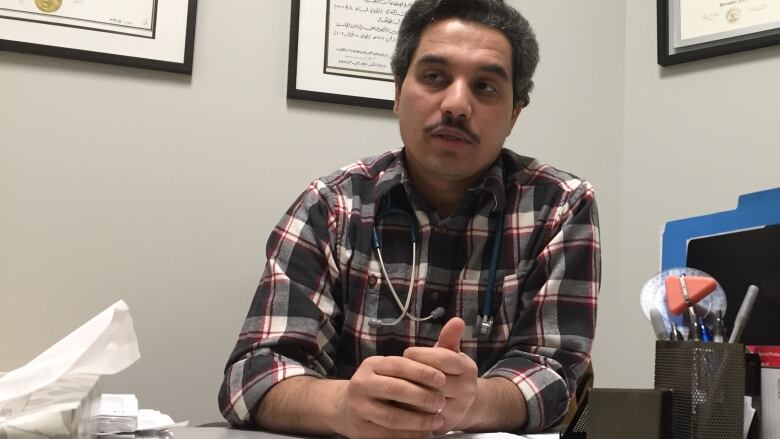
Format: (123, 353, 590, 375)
(364, 398, 444, 432)
(371, 376, 445, 413)
(403, 347, 470, 375)
(369, 356, 446, 388)
(435, 317, 464, 352)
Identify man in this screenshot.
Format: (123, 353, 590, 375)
(219, 0, 600, 437)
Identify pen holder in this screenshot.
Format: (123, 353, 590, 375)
(654, 341, 745, 439)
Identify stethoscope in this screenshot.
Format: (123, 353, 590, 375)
(367, 198, 505, 341)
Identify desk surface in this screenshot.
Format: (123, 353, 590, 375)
(167, 427, 558, 439)
(169, 427, 305, 439)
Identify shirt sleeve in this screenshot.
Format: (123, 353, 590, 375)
(483, 181, 600, 432)
(218, 181, 342, 427)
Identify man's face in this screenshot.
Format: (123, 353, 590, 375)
(394, 18, 522, 187)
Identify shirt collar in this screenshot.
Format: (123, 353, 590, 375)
(372, 148, 410, 202)
(372, 148, 507, 214)
(467, 151, 507, 213)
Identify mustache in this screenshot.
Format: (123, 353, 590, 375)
(423, 115, 480, 144)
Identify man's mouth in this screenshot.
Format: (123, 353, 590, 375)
(430, 127, 475, 143)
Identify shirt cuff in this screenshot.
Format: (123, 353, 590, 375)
(220, 354, 323, 426)
(483, 357, 571, 432)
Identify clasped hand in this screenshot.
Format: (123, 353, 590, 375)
(334, 318, 477, 439)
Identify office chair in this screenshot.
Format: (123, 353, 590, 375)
(558, 361, 594, 431)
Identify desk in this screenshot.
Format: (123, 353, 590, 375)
(167, 427, 558, 439)
(169, 427, 301, 438)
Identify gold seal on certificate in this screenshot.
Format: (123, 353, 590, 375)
(726, 8, 741, 24)
(35, 0, 62, 13)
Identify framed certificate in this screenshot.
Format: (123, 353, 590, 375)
(658, 0, 780, 66)
(0, 0, 198, 74)
(288, 0, 411, 110)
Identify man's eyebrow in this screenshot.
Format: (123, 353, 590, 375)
(416, 54, 509, 80)
(417, 54, 450, 66)
(479, 64, 510, 81)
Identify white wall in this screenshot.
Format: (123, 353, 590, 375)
(2, 0, 625, 425)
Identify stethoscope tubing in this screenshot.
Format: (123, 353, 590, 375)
(374, 240, 420, 325)
(370, 200, 505, 338)
(482, 212, 505, 318)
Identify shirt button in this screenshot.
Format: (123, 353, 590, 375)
(368, 275, 378, 288)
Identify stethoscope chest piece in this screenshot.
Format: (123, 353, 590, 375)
(474, 314, 493, 340)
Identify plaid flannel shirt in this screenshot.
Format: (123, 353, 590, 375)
(219, 148, 600, 432)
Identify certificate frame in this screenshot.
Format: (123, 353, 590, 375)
(657, 0, 780, 66)
(0, 0, 198, 74)
(287, 0, 398, 110)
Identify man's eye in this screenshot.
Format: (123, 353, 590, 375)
(422, 72, 444, 83)
(475, 81, 498, 94)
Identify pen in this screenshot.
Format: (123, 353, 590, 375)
(728, 285, 759, 344)
(670, 321, 682, 341)
(698, 318, 712, 342)
(712, 310, 725, 342)
(650, 308, 668, 340)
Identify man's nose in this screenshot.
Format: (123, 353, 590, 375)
(440, 79, 472, 120)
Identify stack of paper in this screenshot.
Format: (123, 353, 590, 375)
(93, 393, 187, 435)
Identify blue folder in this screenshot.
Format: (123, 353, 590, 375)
(662, 187, 780, 270)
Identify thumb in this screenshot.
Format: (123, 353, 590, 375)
(435, 317, 464, 352)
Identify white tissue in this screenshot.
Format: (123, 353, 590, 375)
(0, 300, 140, 436)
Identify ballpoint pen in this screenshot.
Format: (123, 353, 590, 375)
(670, 321, 682, 341)
(712, 310, 725, 342)
(698, 318, 712, 342)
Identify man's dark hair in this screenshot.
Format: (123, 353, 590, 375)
(391, 0, 539, 107)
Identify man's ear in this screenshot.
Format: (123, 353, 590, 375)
(507, 101, 523, 135)
(393, 82, 402, 114)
